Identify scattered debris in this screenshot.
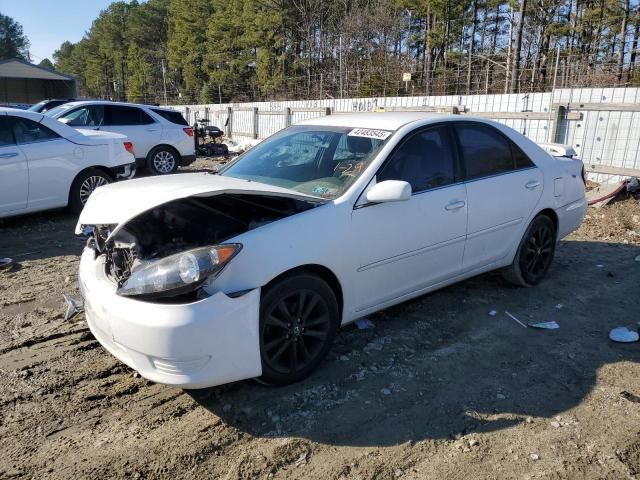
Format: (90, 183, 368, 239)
(469, 438, 480, 447)
(550, 421, 561, 428)
(381, 388, 392, 395)
(505, 311, 528, 328)
(555, 304, 563, 309)
(0, 257, 14, 271)
(526, 417, 534, 424)
(635, 255, 640, 262)
(620, 391, 640, 403)
(529, 453, 540, 461)
(489, 310, 497, 316)
(609, 327, 639, 343)
(496, 393, 506, 400)
(595, 264, 605, 268)
(355, 318, 375, 330)
(338, 355, 349, 361)
(527, 321, 560, 330)
(63, 294, 84, 321)
(586, 182, 625, 207)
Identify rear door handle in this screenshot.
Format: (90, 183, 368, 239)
(0, 152, 18, 158)
(445, 200, 466, 211)
(525, 180, 541, 190)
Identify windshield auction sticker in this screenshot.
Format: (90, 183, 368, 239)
(348, 128, 392, 140)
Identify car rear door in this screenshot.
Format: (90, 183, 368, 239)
(103, 105, 161, 160)
(0, 114, 28, 214)
(351, 125, 468, 312)
(455, 123, 543, 270)
(9, 115, 78, 211)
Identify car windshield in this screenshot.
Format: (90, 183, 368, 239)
(28, 101, 48, 112)
(219, 125, 391, 199)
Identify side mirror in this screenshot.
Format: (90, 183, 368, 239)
(365, 180, 412, 203)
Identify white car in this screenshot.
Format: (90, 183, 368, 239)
(46, 101, 196, 175)
(76, 113, 587, 388)
(0, 108, 136, 218)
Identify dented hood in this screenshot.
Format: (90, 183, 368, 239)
(75, 172, 326, 235)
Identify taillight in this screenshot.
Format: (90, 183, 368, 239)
(124, 142, 135, 154)
(581, 165, 587, 188)
(183, 127, 194, 137)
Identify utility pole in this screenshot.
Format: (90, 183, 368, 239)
(161, 59, 168, 105)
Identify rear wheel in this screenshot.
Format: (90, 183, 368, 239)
(69, 168, 112, 215)
(259, 273, 339, 385)
(502, 214, 556, 287)
(148, 146, 179, 175)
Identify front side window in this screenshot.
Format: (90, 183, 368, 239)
(105, 106, 154, 126)
(10, 117, 60, 144)
(59, 105, 104, 127)
(456, 124, 514, 180)
(0, 117, 15, 146)
(377, 126, 456, 193)
(219, 125, 389, 199)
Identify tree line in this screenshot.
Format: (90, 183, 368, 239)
(18, 0, 640, 103)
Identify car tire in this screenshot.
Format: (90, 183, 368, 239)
(258, 272, 339, 385)
(69, 168, 112, 215)
(502, 214, 557, 287)
(148, 146, 179, 175)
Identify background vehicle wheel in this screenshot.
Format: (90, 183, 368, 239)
(148, 146, 179, 175)
(259, 272, 339, 385)
(502, 214, 557, 287)
(69, 168, 112, 215)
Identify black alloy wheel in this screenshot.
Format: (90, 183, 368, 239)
(503, 214, 557, 286)
(259, 273, 338, 385)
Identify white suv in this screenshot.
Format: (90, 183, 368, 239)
(46, 101, 195, 175)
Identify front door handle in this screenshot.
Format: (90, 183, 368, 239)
(445, 200, 466, 211)
(0, 152, 18, 158)
(525, 180, 541, 190)
(145, 129, 158, 132)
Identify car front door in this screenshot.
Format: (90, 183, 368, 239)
(351, 125, 468, 313)
(9, 115, 77, 211)
(0, 115, 28, 215)
(103, 106, 161, 160)
(455, 123, 543, 270)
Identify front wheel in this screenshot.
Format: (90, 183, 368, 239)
(502, 214, 557, 287)
(259, 273, 339, 385)
(69, 168, 112, 215)
(148, 146, 179, 175)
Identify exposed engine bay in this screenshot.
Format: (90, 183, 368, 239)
(85, 193, 320, 288)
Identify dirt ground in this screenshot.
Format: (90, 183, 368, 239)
(1, 165, 640, 480)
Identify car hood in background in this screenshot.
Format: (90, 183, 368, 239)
(75, 172, 327, 235)
(67, 129, 128, 146)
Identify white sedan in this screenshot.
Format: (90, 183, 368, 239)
(0, 108, 136, 218)
(76, 113, 587, 388)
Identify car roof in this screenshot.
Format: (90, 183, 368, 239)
(0, 107, 46, 120)
(53, 100, 160, 109)
(297, 112, 457, 130)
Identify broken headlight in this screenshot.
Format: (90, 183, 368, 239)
(116, 244, 241, 298)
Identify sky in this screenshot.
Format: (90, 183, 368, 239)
(0, 0, 115, 63)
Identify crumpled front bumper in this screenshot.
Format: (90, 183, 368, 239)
(78, 248, 262, 388)
(110, 162, 137, 180)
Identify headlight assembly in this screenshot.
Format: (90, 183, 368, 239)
(116, 244, 241, 298)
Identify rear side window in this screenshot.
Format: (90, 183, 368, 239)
(151, 108, 189, 126)
(513, 143, 535, 169)
(377, 126, 456, 193)
(60, 105, 104, 127)
(105, 106, 155, 126)
(456, 124, 514, 180)
(9, 117, 60, 144)
(0, 117, 15, 146)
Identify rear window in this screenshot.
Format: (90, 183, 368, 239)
(151, 108, 189, 126)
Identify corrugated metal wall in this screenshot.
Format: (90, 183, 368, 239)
(170, 87, 640, 181)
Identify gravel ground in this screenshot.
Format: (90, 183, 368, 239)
(1, 167, 639, 480)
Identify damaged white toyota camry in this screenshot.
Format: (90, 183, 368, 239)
(77, 112, 587, 388)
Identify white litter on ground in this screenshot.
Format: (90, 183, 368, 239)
(489, 310, 497, 316)
(609, 327, 639, 343)
(355, 318, 375, 330)
(528, 321, 560, 330)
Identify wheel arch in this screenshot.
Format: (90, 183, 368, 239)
(535, 208, 559, 238)
(262, 264, 344, 326)
(68, 166, 113, 204)
(146, 144, 182, 162)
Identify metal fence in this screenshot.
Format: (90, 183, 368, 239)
(168, 87, 640, 181)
